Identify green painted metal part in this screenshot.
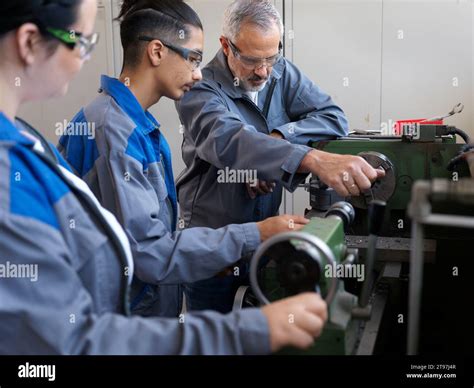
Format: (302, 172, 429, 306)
(299, 216, 346, 262)
(268, 216, 357, 355)
(296, 217, 354, 355)
(293, 217, 345, 297)
(312, 138, 466, 210)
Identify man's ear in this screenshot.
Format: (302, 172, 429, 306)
(147, 40, 165, 67)
(16, 23, 43, 66)
(219, 36, 230, 57)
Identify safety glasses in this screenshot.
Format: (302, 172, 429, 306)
(46, 27, 99, 59)
(138, 36, 203, 71)
(227, 39, 282, 70)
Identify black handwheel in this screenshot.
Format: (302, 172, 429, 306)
(249, 232, 338, 306)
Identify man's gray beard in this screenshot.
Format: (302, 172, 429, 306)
(241, 78, 268, 92)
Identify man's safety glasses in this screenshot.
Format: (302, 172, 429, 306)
(227, 39, 282, 70)
(138, 36, 203, 71)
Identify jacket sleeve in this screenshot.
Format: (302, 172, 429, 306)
(0, 210, 271, 355)
(272, 60, 349, 145)
(176, 83, 311, 191)
(94, 149, 261, 285)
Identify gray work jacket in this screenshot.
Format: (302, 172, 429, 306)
(59, 76, 261, 317)
(0, 112, 270, 354)
(176, 50, 348, 229)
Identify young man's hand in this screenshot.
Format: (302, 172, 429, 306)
(261, 293, 328, 352)
(256, 214, 309, 241)
(298, 149, 385, 197)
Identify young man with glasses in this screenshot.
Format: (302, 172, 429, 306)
(58, 1, 312, 318)
(176, 0, 385, 313)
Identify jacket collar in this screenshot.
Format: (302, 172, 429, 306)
(99, 75, 160, 135)
(0, 112, 35, 147)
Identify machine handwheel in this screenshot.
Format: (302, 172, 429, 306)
(249, 232, 339, 306)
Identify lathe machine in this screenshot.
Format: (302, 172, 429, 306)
(235, 123, 474, 355)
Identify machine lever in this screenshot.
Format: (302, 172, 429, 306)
(358, 200, 386, 308)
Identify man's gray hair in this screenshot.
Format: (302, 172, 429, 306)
(222, 0, 284, 41)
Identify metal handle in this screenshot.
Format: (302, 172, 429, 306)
(425, 102, 464, 122)
(249, 231, 339, 306)
(359, 200, 386, 308)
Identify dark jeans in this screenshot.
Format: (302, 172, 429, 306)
(184, 261, 249, 313)
(130, 279, 183, 318)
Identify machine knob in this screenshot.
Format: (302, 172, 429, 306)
(351, 151, 396, 209)
(325, 201, 355, 228)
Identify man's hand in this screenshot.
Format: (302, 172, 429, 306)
(256, 214, 309, 241)
(246, 180, 276, 199)
(270, 131, 283, 139)
(298, 149, 385, 197)
(262, 293, 328, 352)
